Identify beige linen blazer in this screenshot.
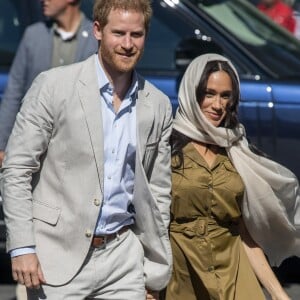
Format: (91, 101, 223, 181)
(1, 55, 173, 291)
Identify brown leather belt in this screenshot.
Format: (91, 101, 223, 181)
(91, 226, 129, 248)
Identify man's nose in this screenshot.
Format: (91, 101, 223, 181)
(122, 35, 133, 49)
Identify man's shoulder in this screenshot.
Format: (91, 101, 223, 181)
(81, 13, 94, 27)
(37, 56, 94, 84)
(24, 21, 51, 36)
(138, 74, 169, 99)
(137, 75, 172, 117)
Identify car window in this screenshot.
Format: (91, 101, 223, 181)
(136, 1, 247, 76)
(193, 0, 300, 79)
(80, 0, 94, 20)
(138, 2, 196, 72)
(0, 1, 22, 71)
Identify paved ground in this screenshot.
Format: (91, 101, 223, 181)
(0, 284, 16, 300)
(2, 284, 300, 300)
(1, 255, 300, 299)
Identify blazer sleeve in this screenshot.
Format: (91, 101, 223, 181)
(1, 72, 54, 251)
(148, 97, 173, 229)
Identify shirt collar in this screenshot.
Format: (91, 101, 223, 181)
(94, 54, 138, 100)
(183, 142, 228, 171)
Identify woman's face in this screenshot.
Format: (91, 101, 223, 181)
(200, 70, 232, 127)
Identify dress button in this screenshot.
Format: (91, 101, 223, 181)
(94, 199, 100, 206)
(85, 230, 92, 238)
(208, 266, 215, 272)
(208, 184, 213, 191)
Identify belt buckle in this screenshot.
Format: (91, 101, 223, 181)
(195, 218, 207, 236)
(92, 235, 108, 249)
(103, 235, 108, 247)
(96, 235, 107, 249)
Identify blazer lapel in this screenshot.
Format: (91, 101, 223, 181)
(76, 65, 154, 192)
(136, 77, 155, 160)
(77, 56, 104, 193)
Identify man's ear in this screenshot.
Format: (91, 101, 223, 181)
(93, 21, 102, 41)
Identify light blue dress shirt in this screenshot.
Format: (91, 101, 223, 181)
(94, 55, 137, 235)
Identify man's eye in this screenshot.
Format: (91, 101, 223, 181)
(132, 32, 144, 38)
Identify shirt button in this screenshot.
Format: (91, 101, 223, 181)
(94, 199, 100, 206)
(208, 184, 213, 191)
(108, 176, 111, 180)
(85, 230, 92, 238)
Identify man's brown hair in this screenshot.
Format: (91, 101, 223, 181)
(93, 0, 152, 34)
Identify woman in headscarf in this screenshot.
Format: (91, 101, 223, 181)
(165, 54, 300, 300)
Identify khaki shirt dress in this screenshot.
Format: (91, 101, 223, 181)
(165, 143, 265, 300)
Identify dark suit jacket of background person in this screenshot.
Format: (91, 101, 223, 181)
(0, 14, 98, 151)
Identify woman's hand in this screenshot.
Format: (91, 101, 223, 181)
(239, 219, 290, 300)
(271, 291, 291, 300)
(146, 290, 159, 300)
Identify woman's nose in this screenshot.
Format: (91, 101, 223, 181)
(211, 95, 223, 109)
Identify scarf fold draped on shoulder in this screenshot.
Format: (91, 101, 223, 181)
(173, 53, 300, 265)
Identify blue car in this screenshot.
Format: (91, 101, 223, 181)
(3, 0, 299, 177)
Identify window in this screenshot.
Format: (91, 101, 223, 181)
(0, 1, 22, 70)
(138, 4, 196, 71)
(195, 0, 300, 78)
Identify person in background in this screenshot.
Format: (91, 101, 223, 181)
(0, 0, 97, 166)
(164, 53, 300, 300)
(1, 0, 172, 299)
(257, 0, 296, 33)
(290, 0, 300, 38)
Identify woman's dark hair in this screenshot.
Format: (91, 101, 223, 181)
(196, 60, 240, 129)
(171, 130, 192, 170)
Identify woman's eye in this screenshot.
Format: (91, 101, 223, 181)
(222, 94, 231, 100)
(205, 93, 214, 98)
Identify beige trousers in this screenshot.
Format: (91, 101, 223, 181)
(16, 283, 27, 300)
(26, 230, 145, 300)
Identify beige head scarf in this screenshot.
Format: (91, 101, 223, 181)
(173, 53, 300, 265)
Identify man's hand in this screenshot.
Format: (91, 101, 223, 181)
(0, 150, 4, 167)
(11, 253, 46, 289)
(146, 290, 159, 300)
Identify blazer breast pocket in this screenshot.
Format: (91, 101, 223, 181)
(143, 140, 159, 177)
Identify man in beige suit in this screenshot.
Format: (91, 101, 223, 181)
(1, 0, 172, 299)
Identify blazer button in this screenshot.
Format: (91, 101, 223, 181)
(94, 199, 100, 206)
(85, 230, 92, 238)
